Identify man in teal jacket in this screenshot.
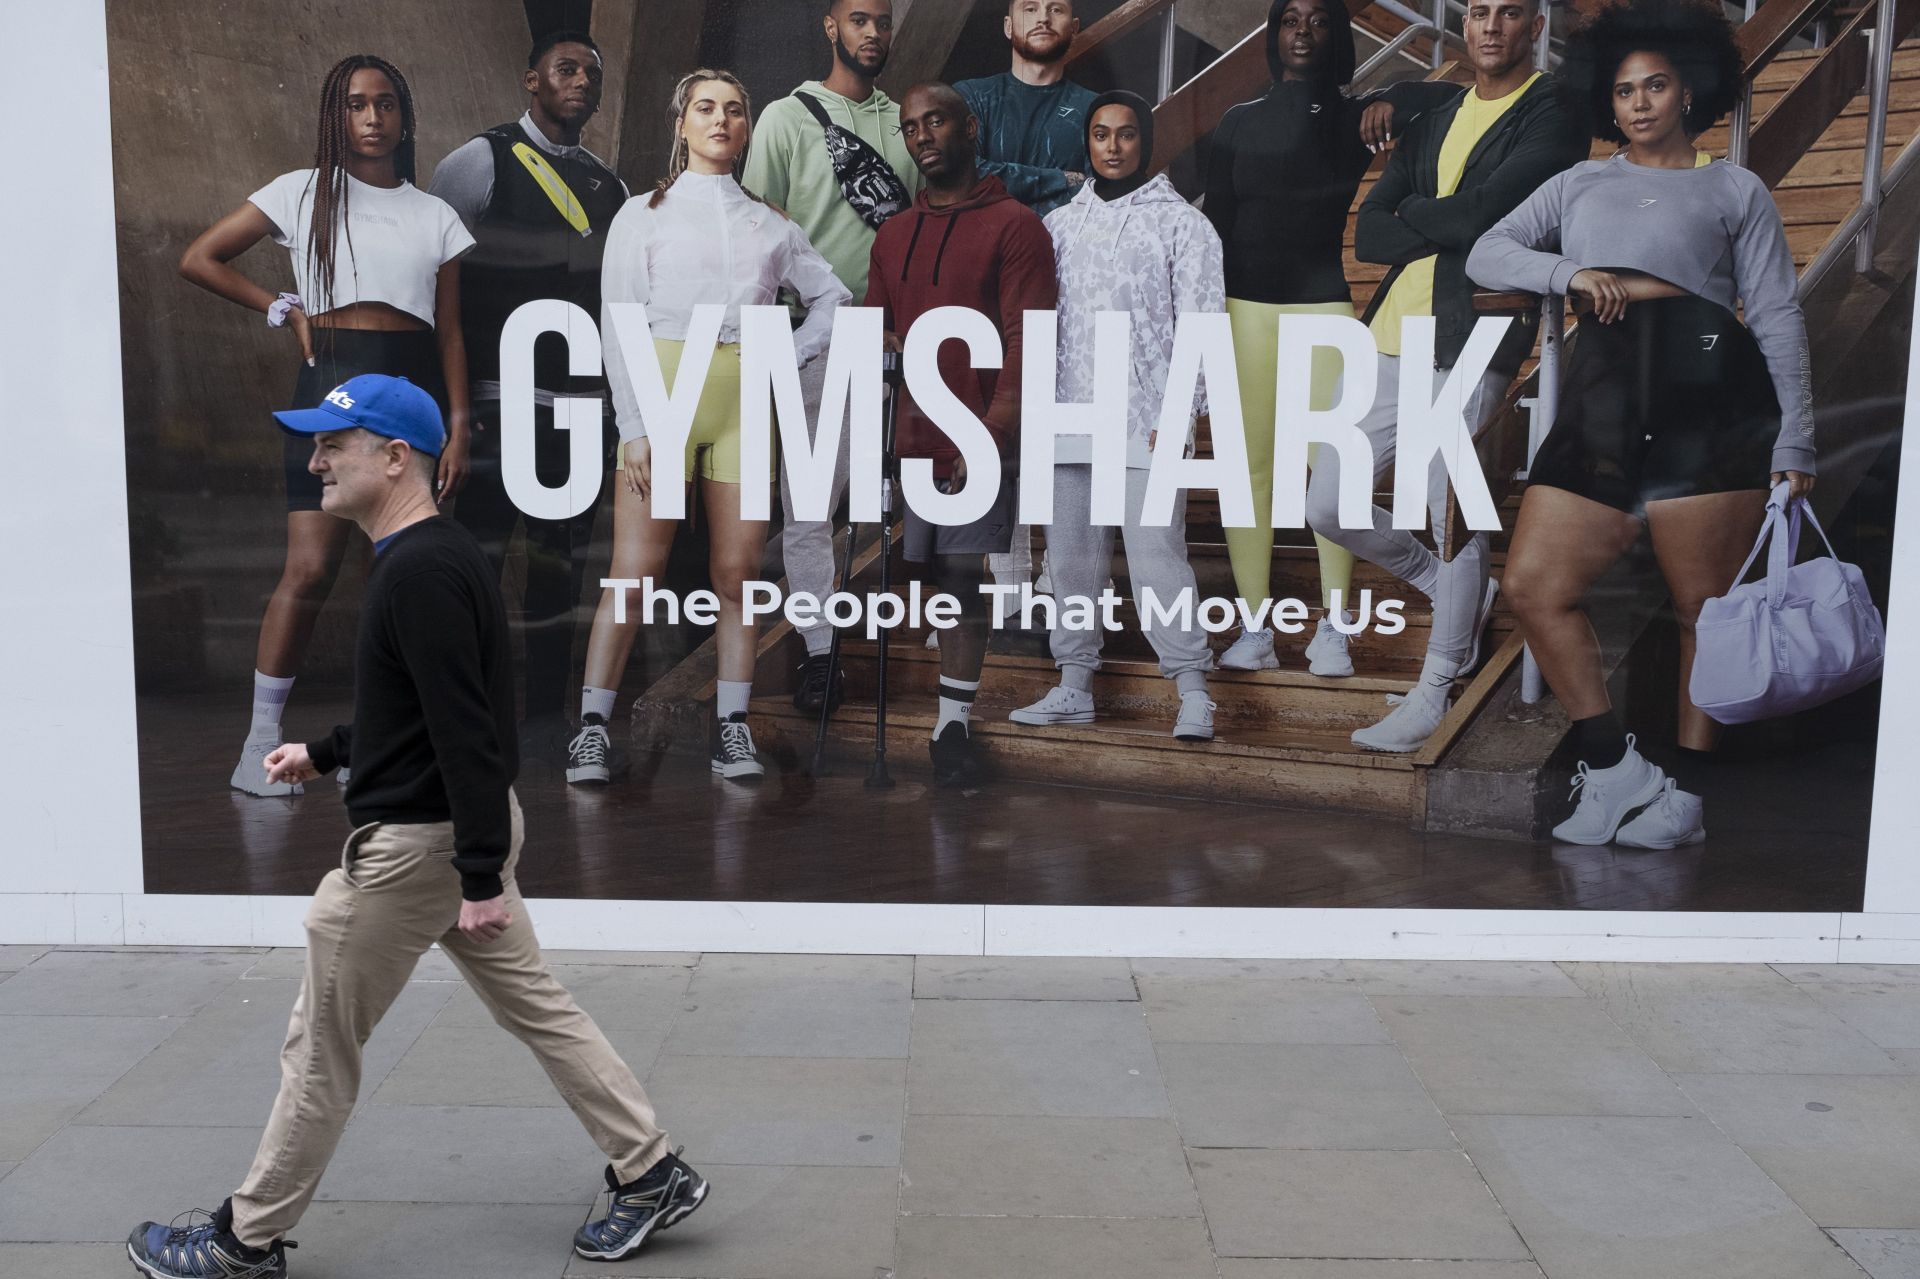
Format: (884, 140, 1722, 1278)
(956, 0, 1098, 219)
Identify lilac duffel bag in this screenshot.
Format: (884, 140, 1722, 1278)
(1688, 485, 1885, 725)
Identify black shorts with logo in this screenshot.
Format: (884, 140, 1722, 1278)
(282, 328, 446, 512)
(1528, 295, 1780, 516)
(902, 469, 1018, 563)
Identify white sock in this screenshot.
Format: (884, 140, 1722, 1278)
(716, 680, 752, 720)
(1416, 651, 1462, 697)
(581, 686, 616, 723)
(250, 672, 295, 737)
(934, 676, 980, 738)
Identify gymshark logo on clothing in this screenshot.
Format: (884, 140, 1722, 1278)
(1638, 198, 1658, 207)
(1058, 106, 1078, 118)
(325, 388, 356, 410)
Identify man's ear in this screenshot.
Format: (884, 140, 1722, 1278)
(523, 66, 542, 96)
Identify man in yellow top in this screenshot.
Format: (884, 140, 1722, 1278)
(1306, 0, 1585, 753)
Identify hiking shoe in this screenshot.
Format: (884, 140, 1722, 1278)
(127, 1202, 291, 1278)
(566, 716, 611, 785)
(1614, 778, 1706, 849)
(711, 713, 765, 782)
(1304, 614, 1355, 678)
(792, 653, 844, 714)
(1551, 735, 1667, 845)
(573, 1153, 710, 1263)
(1219, 626, 1279, 671)
(1008, 684, 1095, 726)
(929, 721, 984, 788)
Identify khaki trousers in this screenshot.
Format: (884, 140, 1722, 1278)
(230, 793, 669, 1246)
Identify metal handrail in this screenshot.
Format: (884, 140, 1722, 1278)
(1800, 128, 1920, 297)
(1353, 23, 1443, 85)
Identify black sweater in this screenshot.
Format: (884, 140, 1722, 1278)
(1205, 78, 1457, 306)
(309, 517, 519, 901)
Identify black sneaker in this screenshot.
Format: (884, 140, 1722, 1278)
(929, 721, 984, 788)
(127, 1200, 293, 1278)
(791, 652, 844, 713)
(711, 713, 765, 782)
(572, 1153, 710, 1262)
(567, 715, 611, 785)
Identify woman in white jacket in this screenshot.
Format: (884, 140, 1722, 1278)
(1008, 91, 1223, 741)
(567, 69, 850, 786)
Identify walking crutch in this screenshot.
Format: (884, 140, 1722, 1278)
(809, 515, 859, 778)
(866, 348, 903, 791)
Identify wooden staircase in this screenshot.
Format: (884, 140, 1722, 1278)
(631, 0, 1920, 827)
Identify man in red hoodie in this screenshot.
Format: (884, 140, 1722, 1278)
(867, 82, 1058, 786)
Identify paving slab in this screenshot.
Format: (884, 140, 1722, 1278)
(0, 1243, 142, 1277)
(900, 1114, 1198, 1217)
(895, 1214, 1217, 1279)
(0, 1124, 265, 1241)
(641, 1054, 905, 1167)
(0, 946, 49, 971)
(914, 955, 1138, 1001)
(1217, 1264, 1545, 1278)
(1375, 995, 1693, 1117)
(908, 999, 1168, 1118)
(1564, 962, 1905, 1074)
(1158, 1042, 1455, 1150)
(320, 1104, 606, 1205)
(0, 1014, 177, 1159)
(431, 963, 691, 1031)
(1674, 1072, 1920, 1227)
(1129, 958, 1349, 983)
(1343, 961, 1586, 998)
(664, 954, 912, 1058)
(542, 950, 699, 967)
(280, 1201, 580, 1278)
(1829, 1229, 1920, 1278)
(1454, 1113, 1868, 1279)
(78, 978, 450, 1127)
(370, 1021, 671, 1109)
(1137, 976, 1390, 1046)
(0, 949, 255, 1018)
(1796, 983, 1920, 1050)
(1190, 1147, 1528, 1261)
(559, 1164, 899, 1278)
(244, 946, 464, 983)
(1772, 965, 1920, 986)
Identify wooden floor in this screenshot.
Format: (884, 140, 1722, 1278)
(139, 687, 1869, 913)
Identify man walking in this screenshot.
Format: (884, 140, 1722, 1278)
(1306, 0, 1584, 752)
(866, 85, 1057, 786)
(745, 0, 921, 713)
(428, 27, 628, 759)
(127, 375, 705, 1278)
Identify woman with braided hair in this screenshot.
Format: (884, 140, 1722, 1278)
(180, 54, 475, 798)
(567, 69, 847, 787)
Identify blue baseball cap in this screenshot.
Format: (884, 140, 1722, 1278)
(273, 374, 446, 457)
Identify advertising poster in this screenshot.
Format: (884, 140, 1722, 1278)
(110, 0, 1908, 924)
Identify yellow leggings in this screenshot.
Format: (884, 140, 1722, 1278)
(651, 339, 769, 484)
(1224, 297, 1355, 612)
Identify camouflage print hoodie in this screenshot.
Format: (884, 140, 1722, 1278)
(1043, 173, 1225, 469)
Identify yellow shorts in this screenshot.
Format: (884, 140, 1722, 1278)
(650, 339, 771, 484)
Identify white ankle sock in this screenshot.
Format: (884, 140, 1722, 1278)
(1416, 651, 1462, 696)
(250, 672, 295, 737)
(716, 680, 752, 720)
(934, 677, 981, 738)
(581, 686, 616, 723)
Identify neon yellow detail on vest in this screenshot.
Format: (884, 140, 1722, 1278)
(511, 142, 592, 236)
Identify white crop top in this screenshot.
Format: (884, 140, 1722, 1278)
(248, 169, 475, 325)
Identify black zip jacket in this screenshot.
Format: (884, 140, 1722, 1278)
(1356, 73, 1586, 372)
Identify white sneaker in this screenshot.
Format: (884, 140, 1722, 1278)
(1220, 627, 1279, 671)
(1173, 692, 1216, 742)
(1350, 677, 1450, 752)
(1034, 564, 1054, 596)
(230, 729, 302, 797)
(1615, 779, 1706, 848)
(1463, 577, 1501, 676)
(1304, 615, 1354, 678)
(1008, 684, 1096, 726)
(925, 629, 940, 650)
(1551, 735, 1668, 845)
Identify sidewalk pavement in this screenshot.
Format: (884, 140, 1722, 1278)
(0, 944, 1916, 1278)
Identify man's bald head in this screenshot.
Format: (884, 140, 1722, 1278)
(898, 82, 977, 189)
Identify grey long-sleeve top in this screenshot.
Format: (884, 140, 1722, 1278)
(1468, 153, 1815, 475)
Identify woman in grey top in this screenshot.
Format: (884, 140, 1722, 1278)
(1467, 0, 1815, 850)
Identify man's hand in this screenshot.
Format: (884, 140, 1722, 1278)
(458, 896, 513, 945)
(1360, 102, 1397, 153)
(264, 742, 321, 785)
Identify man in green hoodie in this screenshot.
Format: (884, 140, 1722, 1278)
(747, 0, 924, 715)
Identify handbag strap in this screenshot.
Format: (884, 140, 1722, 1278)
(1729, 485, 1788, 604)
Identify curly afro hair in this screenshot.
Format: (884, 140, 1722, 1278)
(1560, 0, 1745, 143)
